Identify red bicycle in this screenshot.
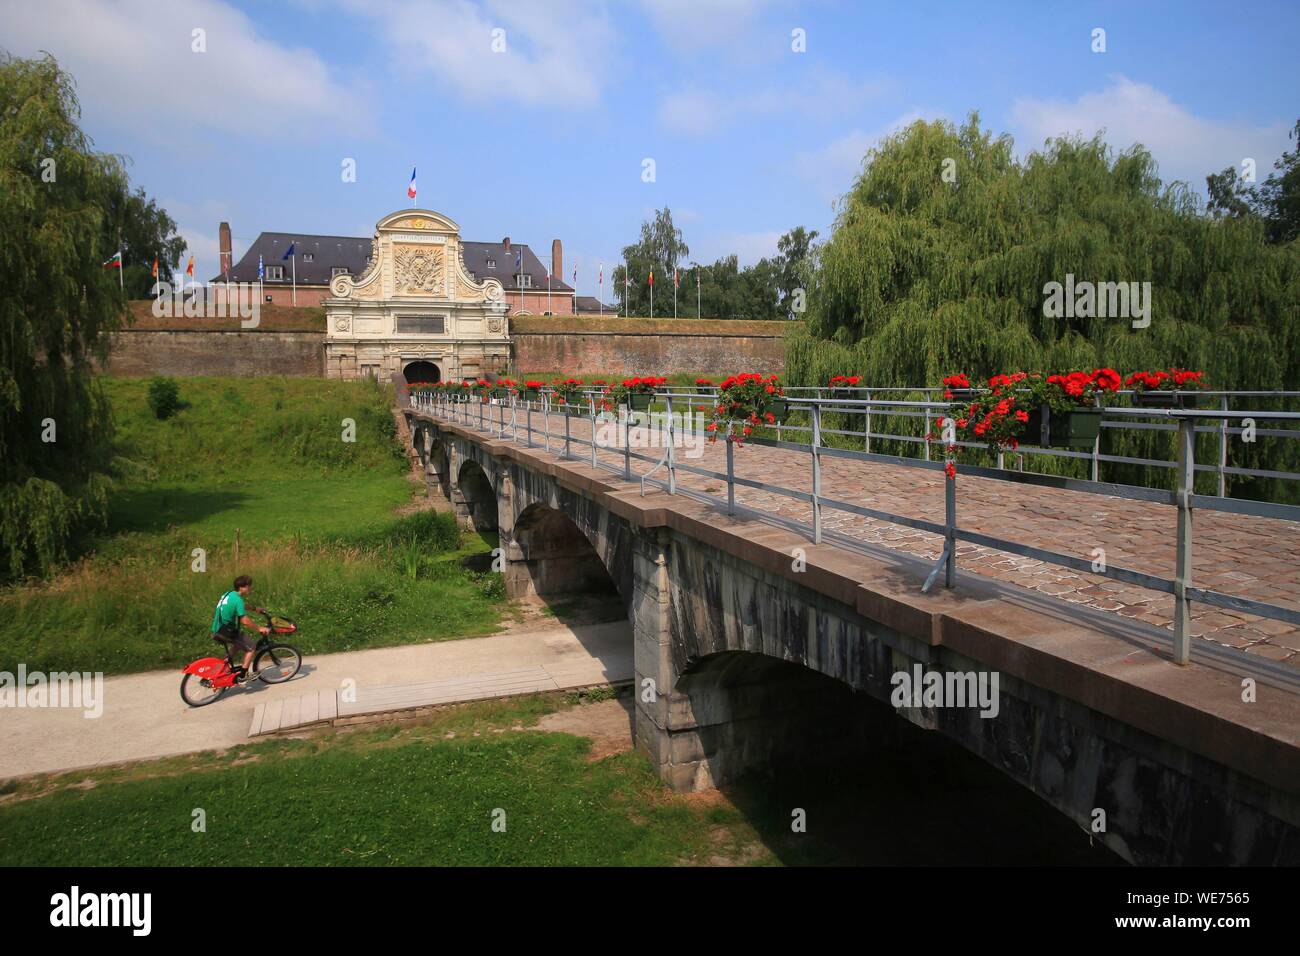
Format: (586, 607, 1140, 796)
(180, 609, 303, 707)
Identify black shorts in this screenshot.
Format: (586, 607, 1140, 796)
(214, 625, 255, 654)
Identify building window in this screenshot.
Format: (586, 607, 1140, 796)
(395, 315, 447, 334)
(516, 273, 531, 288)
(265, 265, 284, 281)
(332, 267, 349, 277)
(486, 258, 496, 268)
(303, 253, 314, 262)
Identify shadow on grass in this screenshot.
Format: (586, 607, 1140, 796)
(106, 486, 252, 535)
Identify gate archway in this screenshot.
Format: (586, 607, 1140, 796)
(403, 360, 441, 384)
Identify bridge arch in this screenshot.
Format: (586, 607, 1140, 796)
(456, 458, 498, 532)
(505, 501, 622, 603)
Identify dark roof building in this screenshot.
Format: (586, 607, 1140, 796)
(214, 231, 573, 294)
(573, 295, 617, 314)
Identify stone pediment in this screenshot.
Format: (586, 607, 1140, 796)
(326, 208, 504, 306)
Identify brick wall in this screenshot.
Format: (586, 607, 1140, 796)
(510, 317, 787, 376)
(103, 330, 324, 377)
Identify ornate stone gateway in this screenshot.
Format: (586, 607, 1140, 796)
(323, 209, 509, 383)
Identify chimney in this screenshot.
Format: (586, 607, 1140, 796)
(502, 236, 511, 253)
(218, 221, 232, 275)
(551, 239, 562, 284)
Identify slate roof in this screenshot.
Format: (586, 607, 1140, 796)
(573, 296, 617, 313)
(215, 232, 574, 293)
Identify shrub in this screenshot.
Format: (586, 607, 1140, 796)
(146, 377, 181, 420)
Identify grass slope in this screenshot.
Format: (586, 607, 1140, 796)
(0, 377, 506, 674)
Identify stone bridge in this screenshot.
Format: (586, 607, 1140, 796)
(405, 407, 1300, 866)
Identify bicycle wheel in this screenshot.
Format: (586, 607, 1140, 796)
(180, 673, 227, 707)
(254, 643, 302, 684)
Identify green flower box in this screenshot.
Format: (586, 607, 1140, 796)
(1023, 406, 1102, 449)
(625, 392, 654, 412)
(767, 397, 791, 424)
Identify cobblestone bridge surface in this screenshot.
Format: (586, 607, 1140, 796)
(438, 405, 1300, 669)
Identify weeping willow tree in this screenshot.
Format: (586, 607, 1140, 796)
(789, 113, 1300, 500)
(0, 54, 130, 580)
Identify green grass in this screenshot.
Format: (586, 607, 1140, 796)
(0, 695, 765, 867)
(0, 377, 510, 675)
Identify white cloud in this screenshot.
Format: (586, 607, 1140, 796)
(659, 72, 888, 136)
(639, 0, 774, 56)
(346, 0, 617, 109)
(793, 109, 935, 202)
(0, 0, 367, 143)
(1010, 76, 1293, 190)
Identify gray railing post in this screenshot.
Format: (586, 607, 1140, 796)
(564, 402, 571, 459)
(665, 394, 676, 495)
(1091, 394, 1102, 483)
(590, 394, 597, 470)
(811, 402, 823, 544)
(526, 398, 533, 448)
(1173, 415, 1195, 665)
(623, 404, 631, 480)
(944, 449, 957, 588)
(1217, 395, 1229, 497)
(923, 405, 932, 461)
(726, 422, 736, 515)
(543, 395, 551, 454)
(863, 389, 872, 454)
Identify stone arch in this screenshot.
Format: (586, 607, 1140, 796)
(403, 360, 441, 384)
(666, 650, 876, 791)
(456, 458, 497, 532)
(505, 501, 622, 602)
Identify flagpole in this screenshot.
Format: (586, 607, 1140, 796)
(291, 250, 297, 307)
(697, 267, 701, 319)
(599, 264, 603, 317)
(673, 270, 677, 319)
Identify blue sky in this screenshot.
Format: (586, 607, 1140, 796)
(4, 0, 1297, 296)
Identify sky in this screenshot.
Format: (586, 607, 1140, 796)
(3, 0, 1297, 297)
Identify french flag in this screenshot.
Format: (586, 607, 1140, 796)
(407, 167, 417, 201)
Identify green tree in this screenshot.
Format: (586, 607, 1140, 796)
(791, 112, 1300, 499)
(1206, 119, 1300, 243)
(111, 187, 186, 297)
(0, 54, 137, 578)
(776, 226, 818, 318)
(614, 207, 690, 316)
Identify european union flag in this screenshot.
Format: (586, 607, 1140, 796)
(283, 242, 296, 260)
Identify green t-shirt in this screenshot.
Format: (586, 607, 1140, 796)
(210, 590, 247, 633)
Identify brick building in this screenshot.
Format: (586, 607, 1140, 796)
(212, 219, 576, 316)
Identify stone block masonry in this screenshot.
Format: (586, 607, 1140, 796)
(103, 330, 324, 378)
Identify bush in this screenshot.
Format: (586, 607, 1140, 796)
(146, 377, 181, 420)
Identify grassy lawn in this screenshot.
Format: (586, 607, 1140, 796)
(0, 694, 767, 867)
(0, 376, 509, 675)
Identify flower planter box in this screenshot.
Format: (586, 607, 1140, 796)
(767, 398, 791, 424)
(1133, 390, 1205, 409)
(946, 388, 979, 402)
(521, 388, 540, 402)
(830, 389, 859, 401)
(624, 392, 655, 412)
(491, 388, 509, 400)
(1023, 406, 1102, 449)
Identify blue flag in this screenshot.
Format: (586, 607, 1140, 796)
(282, 242, 296, 260)
(257, 254, 264, 280)
(515, 250, 522, 271)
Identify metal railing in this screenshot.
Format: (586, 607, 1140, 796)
(407, 386, 1300, 671)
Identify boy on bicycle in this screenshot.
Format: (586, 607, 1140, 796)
(211, 575, 270, 683)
